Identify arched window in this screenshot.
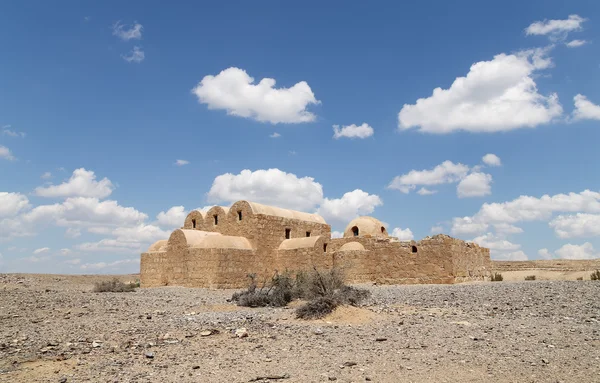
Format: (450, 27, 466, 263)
(412, 245, 418, 253)
(380, 226, 385, 233)
(192, 219, 196, 229)
(213, 215, 218, 225)
(352, 226, 359, 237)
(238, 211, 242, 221)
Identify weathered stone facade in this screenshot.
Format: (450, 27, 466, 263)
(140, 200, 491, 288)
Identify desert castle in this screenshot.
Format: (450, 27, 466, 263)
(140, 200, 491, 288)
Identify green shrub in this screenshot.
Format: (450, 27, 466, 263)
(524, 275, 536, 281)
(93, 278, 136, 293)
(491, 272, 503, 282)
(591, 270, 600, 281)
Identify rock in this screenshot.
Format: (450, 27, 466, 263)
(58, 377, 67, 383)
(343, 362, 357, 367)
(313, 328, 324, 335)
(235, 328, 248, 338)
(375, 337, 387, 342)
(145, 352, 154, 359)
(542, 358, 549, 364)
(146, 315, 152, 320)
(92, 341, 101, 348)
(200, 329, 219, 336)
(192, 365, 200, 370)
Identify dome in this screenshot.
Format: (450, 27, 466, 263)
(338, 242, 365, 251)
(343, 217, 388, 238)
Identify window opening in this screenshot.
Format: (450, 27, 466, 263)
(192, 219, 196, 229)
(306, 231, 311, 237)
(323, 243, 327, 252)
(285, 228, 291, 239)
(238, 211, 242, 221)
(412, 245, 418, 253)
(214, 215, 218, 225)
(352, 226, 359, 237)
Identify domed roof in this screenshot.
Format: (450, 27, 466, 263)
(338, 242, 365, 251)
(343, 216, 388, 238)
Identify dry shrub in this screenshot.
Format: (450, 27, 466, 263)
(231, 267, 371, 319)
(524, 275, 536, 281)
(576, 277, 584, 281)
(491, 272, 503, 282)
(591, 270, 600, 281)
(231, 273, 294, 307)
(93, 278, 136, 293)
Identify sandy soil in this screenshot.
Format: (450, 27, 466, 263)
(1, 274, 599, 383)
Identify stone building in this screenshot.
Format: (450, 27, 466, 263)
(140, 200, 491, 288)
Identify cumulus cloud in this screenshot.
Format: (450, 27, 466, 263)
(41, 172, 52, 179)
(493, 250, 528, 261)
(388, 161, 469, 193)
(398, 48, 562, 133)
(269, 132, 281, 138)
(332, 123, 374, 139)
(430, 226, 444, 234)
(121, 46, 145, 63)
(2, 127, 25, 138)
(549, 213, 600, 238)
(566, 39, 587, 48)
(391, 227, 414, 241)
(456, 172, 492, 198)
(0, 145, 16, 161)
(525, 15, 586, 40)
(571, 94, 600, 121)
(417, 187, 437, 196)
(331, 231, 344, 239)
(207, 168, 324, 211)
(451, 189, 600, 237)
(33, 247, 50, 255)
(555, 242, 599, 259)
(175, 159, 190, 166)
(65, 228, 81, 238)
(317, 189, 383, 224)
(538, 248, 552, 259)
(34, 168, 114, 199)
(482, 154, 501, 167)
(471, 233, 520, 252)
(156, 206, 186, 228)
(0, 192, 30, 217)
(112, 21, 143, 41)
(192, 67, 320, 124)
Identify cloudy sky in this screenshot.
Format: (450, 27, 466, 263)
(1, 2, 600, 273)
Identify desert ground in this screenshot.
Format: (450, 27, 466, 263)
(1, 273, 599, 383)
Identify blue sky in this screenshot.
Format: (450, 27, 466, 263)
(1, 1, 600, 273)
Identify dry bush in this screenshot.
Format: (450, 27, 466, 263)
(524, 275, 536, 281)
(576, 277, 584, 281)
(231, 273, 294, 307)
(591, 270, 600, 281)
(491, 272, 503, 282)
(295, 297, 337, 319)
(93, 278, 136, 293)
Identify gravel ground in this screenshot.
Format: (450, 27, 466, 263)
(1, 274, 599, 383)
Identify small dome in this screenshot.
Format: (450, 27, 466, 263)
(338, 242, 365, 251)
(343, 217, 388, 238)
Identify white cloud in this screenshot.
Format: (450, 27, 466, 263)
(192, 67, 320, 124)
(471, 233, 520, 251)
(549, 213, 600, 238)
(430, 225, 444, 234)
(525, 15, 586, 40)
(391, 227, 414, 241)
(34, 168, 114, 199)
(331, 231, 343, 239)
(0, 145, 16, 161)
(493, 250, 528, 261)
(269, 132, 281, 138)
(398, 48, 562, 133)
(555, 242, 599, 260)
(33, 247, 50, 255)
(332, 123, 374, 139)
(0, 192, 30, 217)
(175, 159, 190, 166)
(451, 216, 490, 236)
(538, 248, 552, 259)
(76, 239, 143, 254)
(112, 224, 170, 244)
(456, 172, 492, 198)
(493, 223, 523, 235)
(80, 258, 139, 271)
(156, 206, 186, 228)
(317, 189, 382, 224)
(60, 248, 72, 256)
(41, 172, 52, 179)
(388, 161, 469, 193)
(207, 168, 323, 211)
(22, 255, 51, 263)
(572, 94, 600, 121)
(112, 21, 143, 41)
(2, 127, 25, 138)
(482, 154, 501, 167)
(65, 258, 81, 265)
(417, 187, 437, 196)
(566, 39, 587, 48)
(65, 228, 81, 238)
(121, 46, 145, 63)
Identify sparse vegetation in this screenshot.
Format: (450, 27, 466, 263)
(525, 275, 536, 281)
(591, 270, 600, 281)
(93, 278, 137, 293)
(491, 272, 503, 282)
(576, 277, 583, 281)
(231, 267, 371, 319)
